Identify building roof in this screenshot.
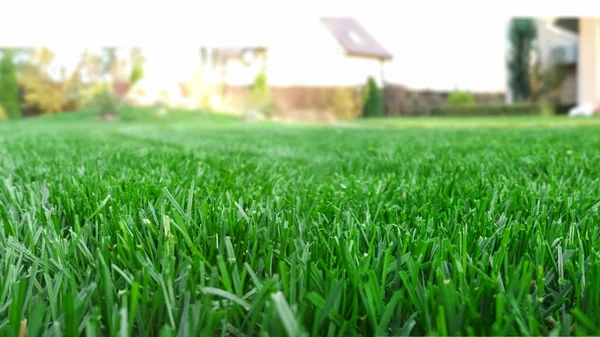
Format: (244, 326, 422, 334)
(321, 17, 392, 61)
(209, 17, 392, 62)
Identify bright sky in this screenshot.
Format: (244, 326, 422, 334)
(7, 0, 592, 92)
(49, 16, 510, 92)
(356, 17, 510, 91)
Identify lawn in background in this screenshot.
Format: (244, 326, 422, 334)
(350, 115, 600, 129)
(1, 110, 600, 336)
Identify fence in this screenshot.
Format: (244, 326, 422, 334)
(224, 84, 505, 118)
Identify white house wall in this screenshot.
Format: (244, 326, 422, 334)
(261, 17, 384, 87)
(578, 18, 600, 107)
(223, 57, 265, 86)
(535, 20, 578, 68)
(142, 46, 200, 89)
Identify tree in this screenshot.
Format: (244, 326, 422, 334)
(0, 50, 22, 119)
(362, 77, 384, 118)
(88, 83, 119, 118)
(18, 47, 67, 114)
(17, 48, 93, 114)
(508, 18, 537, 102)
(83, 47, 127, 118)
(529, 56, 568, 103)
(81, 50, 105, 82)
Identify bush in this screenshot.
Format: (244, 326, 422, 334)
(129, 63, 144, 86)
(330, 87, 358, 119)
(540, 103, 556, 116)
(0, 105, 6, 121)
(429, 103, 547, 116)
(448, 91, 476, 106)
(78, 83, 108, 108)
(362, 77, 384, 118)
(87, 84, 120, 117)
(0, 52, 22, 119)
(249, 71, 273, 118)
(20, 75, 66, 114)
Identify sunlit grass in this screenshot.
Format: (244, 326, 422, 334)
(350, 115, 600, 129)
(1, 112, 600, 336)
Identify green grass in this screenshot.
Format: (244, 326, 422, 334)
(1, 111, 600, 336)
(350, 115, 600, 129)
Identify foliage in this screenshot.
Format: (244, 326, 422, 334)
(508, 18, 537, 102)
(0, 105, 6, 121)
(87, 83, 120, 116)
(129, 48, 145, 86)
(78, 82, 113, 108)
(129, 63, 144, 86)
(250, 71, 271, 105)
(80, 51, 105, 82)
(362, 77, 384, 117)
(447, 90, 476, 106)
(249, 71, 273, 117)
(529, 60, 569, 102)
(94, 47, 131, 84)
(429, 102, 547, 116)
(18, 47, 87, 114)
(19, 72, 67, 115)
(2, 115, 600, 336)
(330, 87, 358, 119)
(0, 51, 22, 119)
(540, 102, 556, 116)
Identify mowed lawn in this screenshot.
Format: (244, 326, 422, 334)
(1, 111, 600, 336)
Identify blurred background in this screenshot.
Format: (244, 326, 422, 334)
(0, 5, 597, 123)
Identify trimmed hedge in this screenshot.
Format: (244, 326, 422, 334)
(554, 104, 576, 115)
(429, 103, 551, 117)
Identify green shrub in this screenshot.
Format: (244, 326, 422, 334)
(362, 77, 384, 118)
(0, 52, 22, 119)
(429, 103, 547, 116)
(19, 73, 67, 114)
(249, 71, 273, 117)
(79, 82, 110, 108)
(540, 103, 556, 116)
(129, 63, 144, 86)
(0, 105, 6, 121)
(448, 91, 476, 106)
(88, 84, 120, 116)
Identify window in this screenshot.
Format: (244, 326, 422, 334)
(349, 31, 363, 44)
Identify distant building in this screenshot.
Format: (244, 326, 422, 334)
(129, 17, 392, 110)
(534, 19, 578, 105)
(552, 18, 600, 109)
(202, 17, 392, 88)
(515, 18, 600, 109)
(505, 18, 578, 105)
